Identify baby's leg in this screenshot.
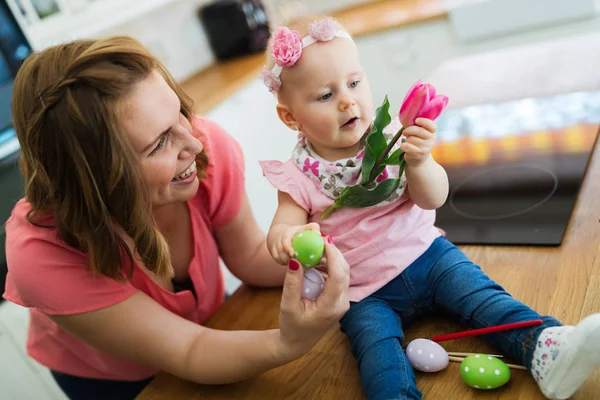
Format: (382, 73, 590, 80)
(426, 238, 557, 367)
(428, 237, 600, 399)
(340, 297, 422, 400)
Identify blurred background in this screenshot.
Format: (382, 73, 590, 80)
(1, 1, 600, 398)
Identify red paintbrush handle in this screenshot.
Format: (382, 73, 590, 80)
(431, 319, 544, 343)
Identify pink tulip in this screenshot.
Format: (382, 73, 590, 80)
(399, 81, 449, 127)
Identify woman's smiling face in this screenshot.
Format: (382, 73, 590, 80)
(121, 70, 204, 208)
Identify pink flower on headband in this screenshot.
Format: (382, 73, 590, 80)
(271, 27, 303, 67)
(308, 18, 338, 41)
(260, 67, 281, 93)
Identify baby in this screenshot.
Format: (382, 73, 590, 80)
(259, 16, 600, 400)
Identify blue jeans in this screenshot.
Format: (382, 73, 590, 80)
(339, 236, 561, 400)
(51, 370, 153, 400)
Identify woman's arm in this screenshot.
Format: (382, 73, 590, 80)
(48, 239, 351, 385)
(215, 191, 316, 286)
(214, 192, 289, 287)
(49, 292, 291, 385)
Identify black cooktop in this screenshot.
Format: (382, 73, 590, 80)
(434, 91, 600, 246)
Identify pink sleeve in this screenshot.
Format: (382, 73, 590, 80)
(3, 228, 136, 315)
(259, 159, 312, 213)
(193, 117, 245, 228)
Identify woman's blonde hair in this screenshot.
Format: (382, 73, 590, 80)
(12, 36, 208, 280)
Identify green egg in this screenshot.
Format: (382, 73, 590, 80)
(292, 230, 325, 269)
(460, 354, 510, 390)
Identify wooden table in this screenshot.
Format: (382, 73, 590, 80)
(138, 33, 600, 400)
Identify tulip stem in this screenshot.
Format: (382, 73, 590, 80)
(321, 203, 339, 219)
(371, 127, 404, 181)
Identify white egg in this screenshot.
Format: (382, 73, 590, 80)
(405, 339, 449, 373)
(301, 269, 325, 300)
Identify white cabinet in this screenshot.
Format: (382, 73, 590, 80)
(5, 0, 216, 82)
(5, 0, 181, 50)
(0, 302, 66, 400)
(0, 333, 64, 400)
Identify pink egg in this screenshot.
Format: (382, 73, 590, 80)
(302, 269, 325, 300)
(406, 338, 449, 372)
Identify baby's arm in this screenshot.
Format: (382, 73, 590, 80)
(402, 118, 450, 210)
(405, 157, 449, 210)
(267, 191, 320, 265)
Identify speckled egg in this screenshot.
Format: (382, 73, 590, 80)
(302, 269, 325, 300)
(292, 230, 325, 269)
(460, 354, 511, 389)
(406, 339, 449, 372)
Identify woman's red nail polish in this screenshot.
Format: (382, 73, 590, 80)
(320, 232, 326, 237)
(327, 235, 333, 244)
(288, 259, 300, 271)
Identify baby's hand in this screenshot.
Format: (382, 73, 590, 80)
(271, 223, 321, 265)
(401, 118, 437, 166)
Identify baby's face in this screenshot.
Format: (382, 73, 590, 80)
(280, 37, 373, 160)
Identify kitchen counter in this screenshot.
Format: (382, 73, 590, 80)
(180, 0, 448, 114)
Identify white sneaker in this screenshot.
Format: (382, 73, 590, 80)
(532, 313, 600, 399)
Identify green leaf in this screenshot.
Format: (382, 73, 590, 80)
(337, 178, 401, 208)
(383, 148, 405, 166)
(361, 96, 391, 185)
(321, 175, 405, 219)
(398, 157, 406, 178)
(369, 165, 386, 181)
(373, 95, 393, 134)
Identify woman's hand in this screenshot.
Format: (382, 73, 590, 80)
(270, 222, 321, 265)
(276, 238, 350, 360)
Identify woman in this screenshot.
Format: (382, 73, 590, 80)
(2, 36, 350, 400)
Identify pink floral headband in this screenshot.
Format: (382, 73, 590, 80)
(260, 18, 353, 93)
